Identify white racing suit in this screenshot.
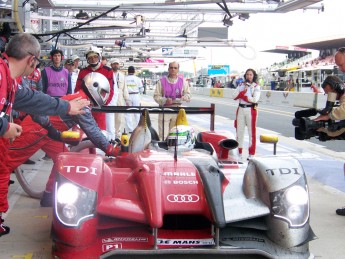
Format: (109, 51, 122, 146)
(114, 71, 129, 137)
(232, 82, 261, 156)
(125, 74, 143, 132)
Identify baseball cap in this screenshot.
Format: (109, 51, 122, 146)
(65, 59, 74, 65)
(71, 54, 80, 61)
(110, 58, 120, 64)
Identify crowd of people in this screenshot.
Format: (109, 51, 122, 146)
(1, 32, 345, 240)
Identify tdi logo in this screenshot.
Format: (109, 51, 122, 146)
(265, 168, 300, 176)
(63, 165, 97, 175)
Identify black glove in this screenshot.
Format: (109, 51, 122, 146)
(44, 123, 62, 141)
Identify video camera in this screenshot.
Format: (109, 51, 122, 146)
(292, 108, 345, 141)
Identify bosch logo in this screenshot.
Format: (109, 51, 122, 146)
(167, 194, 199, 203)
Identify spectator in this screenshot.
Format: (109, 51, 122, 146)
(125, 66, 143, 132)
(270, 73, 277, 90)
(101, 56, 108, 66)
(110, 58, 129, 137)
(74, 46, 114, 131)
(232, 68, 261, 160)
(71, 55, 80, 92)
(153, 61, 191, 140)
(42, 49, 72, 98)
(0, 33, 89, 237)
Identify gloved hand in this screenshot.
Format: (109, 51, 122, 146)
(44, 123, 62, 141)
(105, 144, 120, 157)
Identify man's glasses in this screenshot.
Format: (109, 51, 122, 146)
(169, 66, 178, 69)
(28, 52, 42, 67)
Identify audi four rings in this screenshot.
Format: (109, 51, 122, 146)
(167, 194, 200, 203)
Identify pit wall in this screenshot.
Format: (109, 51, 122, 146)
(190, 87, 327, 109)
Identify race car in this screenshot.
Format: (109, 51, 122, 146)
(51, 108, 316, 259)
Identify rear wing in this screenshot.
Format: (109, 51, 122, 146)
(92, 104, 216, 131)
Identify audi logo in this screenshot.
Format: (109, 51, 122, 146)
(167, 194, 200, 203)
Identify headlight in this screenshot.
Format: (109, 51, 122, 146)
(55, 175, 97, 227)
(270, 177, 309, 228)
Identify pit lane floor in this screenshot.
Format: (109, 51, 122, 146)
(1, 108, 345, 259)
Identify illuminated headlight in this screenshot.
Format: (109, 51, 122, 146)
(270, 177, 309, 228)
(55, 175, 97, 227)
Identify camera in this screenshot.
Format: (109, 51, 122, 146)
(293, 108, 345, 141)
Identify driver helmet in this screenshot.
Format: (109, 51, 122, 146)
(167, 125, 195, 151)
(85, 46, 102, 67)
(82, 72, 110, 107)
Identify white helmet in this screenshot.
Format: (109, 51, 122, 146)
(82, 72, 110, 107)
(167, 125, 195, 151)
(85, 46, 102, 66)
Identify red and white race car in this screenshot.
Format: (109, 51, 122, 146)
(51, 107, 315, 259)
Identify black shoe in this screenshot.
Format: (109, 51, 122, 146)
(336, 207, 345, 216)
(40, 191, 53, 207)
(0, 217, 10, 237)
(42, 155, 51, 161)
(24, 159, 35, 165)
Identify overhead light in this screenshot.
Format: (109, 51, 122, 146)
(222, 15, 233, 27)
(75, 10, 89, 19)
(238, 13, 250, 21)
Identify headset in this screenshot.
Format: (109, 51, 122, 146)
(50, 49, 64, 61)
(322, 75, 345, 94)
(244, 68, 258, 83)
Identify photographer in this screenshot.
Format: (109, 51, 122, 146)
(314, 76, 345, 122)
(314, 75, 345, 216)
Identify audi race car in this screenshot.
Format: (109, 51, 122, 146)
(51, 107, 316, 259)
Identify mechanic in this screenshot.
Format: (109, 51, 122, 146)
(110, 58, 130, 138)
(0, 33, 89, 237)
(232, 68, 261, 160)
(314, 75, 345, 216)
(153, 61, 192, 140)
(41, 49, 72, 98)
(125, 66, 144, 133)
(74, 46, 114, 131)
(6, 72, 119, 208)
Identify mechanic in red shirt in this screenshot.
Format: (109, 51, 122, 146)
(74, 46, 114, 130)
(6, 72, 119, 207)
(0, 33, 89, 237)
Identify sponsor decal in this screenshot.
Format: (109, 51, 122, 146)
(266, 92, 271, 98)
(158, 238, 215, 246)
(102, 243, 122, 252)
(173, 180, 198, 185)
(163, 171, 196, 177)
(167, 194, 199, 203)
(222, 237, 265, 243)
(102, 237, 148, 243)
(265, 167, 300, 176)
(283, 92, 289, 99)
(63, 165, 97, 175)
